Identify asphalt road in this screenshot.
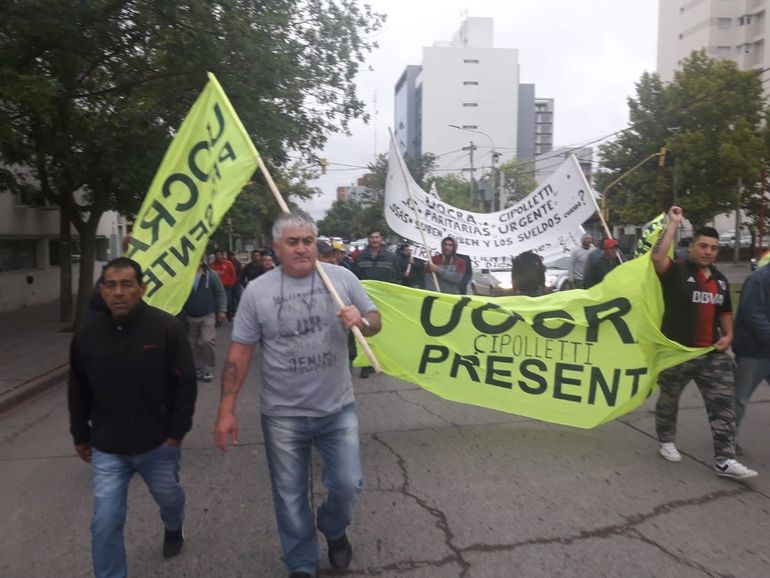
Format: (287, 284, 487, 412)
(2, 320, 770, 577)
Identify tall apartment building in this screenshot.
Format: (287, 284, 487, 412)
(657, 0, 767, 82)
(394, 17, 554, 177)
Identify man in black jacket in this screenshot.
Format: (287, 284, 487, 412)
(68, 257, 197, 577)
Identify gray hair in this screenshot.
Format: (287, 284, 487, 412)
(272, 210, 318, 241)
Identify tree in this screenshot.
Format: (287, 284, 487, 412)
(317, 198, 367, 240)
(209, 163, 320, 251)
(0, 0, 383, 324)
(499, 159, 538, 207)
(596, 51, 767, 228)
(426, 174, 476, 211)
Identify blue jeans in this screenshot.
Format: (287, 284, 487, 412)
(91, 444, 185, 578)
(733, 356, 770, 429)
(261, 403, 363, 574)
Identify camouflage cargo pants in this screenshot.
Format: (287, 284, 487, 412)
(655, 350, 736, 459)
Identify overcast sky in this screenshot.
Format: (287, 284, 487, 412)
(298, 0, 660, 219)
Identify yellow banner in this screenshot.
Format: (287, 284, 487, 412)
(359, 256, 706, 428)
(126, 72, 259, 314)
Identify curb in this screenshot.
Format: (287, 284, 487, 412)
(0, 363, 69, 416)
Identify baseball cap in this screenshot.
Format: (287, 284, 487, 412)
(317, 240, 334, 255)
(603, 239, 619, 250)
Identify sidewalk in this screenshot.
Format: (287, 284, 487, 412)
(0, 300, 72, 413)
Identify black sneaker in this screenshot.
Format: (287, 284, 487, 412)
(163, 526, 184, 559)
(327, 533, 353, 570)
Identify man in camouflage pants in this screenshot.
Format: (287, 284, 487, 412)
(651, 206, 757, 480)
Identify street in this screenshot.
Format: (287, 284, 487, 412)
(2, 309, 770, 577)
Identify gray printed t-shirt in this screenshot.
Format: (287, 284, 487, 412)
(232, 262, 377, 417)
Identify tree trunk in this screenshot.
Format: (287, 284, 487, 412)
(73, 217, 100, 330)
(59, 209, 73, 323)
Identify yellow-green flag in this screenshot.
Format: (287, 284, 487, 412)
(125, 72, 259, 314)
(357, 255, 706, 428)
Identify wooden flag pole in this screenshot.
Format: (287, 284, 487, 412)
(388, 129, 441, 291)
(256, 155, 382, 373)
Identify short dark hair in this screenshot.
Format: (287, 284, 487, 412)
(511, 251, 545, 296)
(367, 229, 382, 237)
(692, 227, 719, 242)
(103, 257, 143, 284)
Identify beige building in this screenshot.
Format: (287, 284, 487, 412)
(658, 0, 767, 82)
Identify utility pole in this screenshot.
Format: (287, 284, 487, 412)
(734, 179, 742, 263)
(227, 217, 233, 252)
(462, 141, 477, 207)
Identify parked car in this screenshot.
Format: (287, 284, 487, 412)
(719, 230, 751, 249)
(469, 256, 572, 296)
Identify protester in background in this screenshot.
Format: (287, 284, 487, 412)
(182, 260, 227, 382)
(396, 243, 425, 289)
(457, 252, 473, 295)
(425, 236, 467, 294)
(354, 229, 401, 283)
(241, 250, 264, 286)
(210, 249, 237, 321)
(650, 205, 757, 480)
(510, 251, 550, 297)
(731, 260, 770, 450)
(354, 229, 400, 377)
(69, 257, 197, 577)
(582, 238, 621, 289)
(317, 239, 337, 264)
(227, 251, 243, 312)
(261, 254, 276, 273)
(568, 233, 594, 289)
(214, 211, 381, 577)
(333, 240, 355, 271)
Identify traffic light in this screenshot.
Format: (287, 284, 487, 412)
(319, 158, 328, 175)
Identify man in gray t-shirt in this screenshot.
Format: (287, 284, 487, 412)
(214, 211, 381, 577)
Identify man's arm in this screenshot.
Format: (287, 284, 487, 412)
(741, 275, 770, 348)
(715, 313, 734, 352)
(210, 271, 227, 322)
(166, 319, 197, 446)
(213, 342, 256, 451)
(67, 338, 94, 463)
(651, 205, 683, 275)
(337, 306, 382, 337)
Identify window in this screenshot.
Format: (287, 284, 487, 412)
(718, 18, 731, 29)
(463, 81, 479, 85)
(716, 46, 731, 58)
(0, 239, 38, 272)
(462, 102, 478, 107)
(463, 59, 479, 64)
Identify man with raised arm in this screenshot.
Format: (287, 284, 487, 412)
(650, 206, 756, 479)
(213, 211, 381, 578)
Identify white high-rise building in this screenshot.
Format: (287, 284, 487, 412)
(396, 17, 530, 177)
(657, 0, 768, 83)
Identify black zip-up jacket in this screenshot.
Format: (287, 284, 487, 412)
(68, 302, 197, 455)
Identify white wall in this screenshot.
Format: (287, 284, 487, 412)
(0, 192, 122, 312)
(421, 44, 519, 173)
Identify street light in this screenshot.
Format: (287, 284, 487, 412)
(600, 147, 667, 239)
(448, 124, 501, 210)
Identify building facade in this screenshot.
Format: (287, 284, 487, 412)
(658, 0, 768, 82)
(394, 17, 554, 183)
(0, 190, 124, 312)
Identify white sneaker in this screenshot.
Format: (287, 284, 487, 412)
(658, 443, 682, 462)
(715, 459, 758, 480)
